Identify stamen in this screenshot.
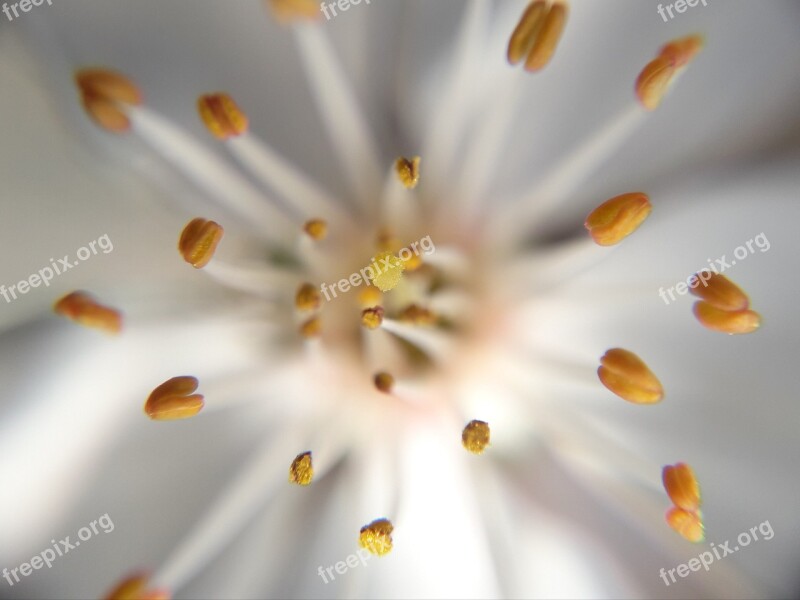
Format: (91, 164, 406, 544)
(369, 251, 406, 292)
(507, 1, 547, 65)
(288, 451, 314, 486)
(689, 272, 750, 312)
(144, 376, 204, 421)
(178, 218, 224, 269)
(361, 306, 385, 330)
(398, 304, 437, 326)
(267, 0, 320, 23)
(395, 156, 421, 190)
(53, 291, 123, 334)
(462, 420, 491, 454)
(666, 507, 705, 543)
(295, 283, 322, 312)
(662, 462, 701, 512)
(597, 348, 664, 404)
(692, 301, 761, 335)
(75, 68, 142, 133)
(635, 35, 703, 111)
(585, 192, 651, 246)
(102, 572, 170, 600)
(359, 518, 394, 556)
(303, 219, 328, 241)
(524, 2, 569, 72)
(300, 316, 322, 338)
(197, 93, 249, 140)
(373, 372, 395, 394)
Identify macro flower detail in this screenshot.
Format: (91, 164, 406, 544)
(5, 2, 799, 599)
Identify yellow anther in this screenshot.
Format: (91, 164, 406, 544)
(75, 68, 142, 133)
(289, 451, 314, 486)
(689, 272, 750, 312)
(395, 156, 421, 189)
(361, 306, 385, 330)
(398, 304, 437, 326)
(300, 316, 322, 339)
(597, 348, 663, 404)
(295, 283, 322, 312)
(267, 0, 320, 23)
(144, 376, 204, 421)
(507, 1, 569, 72)
(462, 420, 491, 454)
(303, 218, 328, 241)
(102, 572, 171, 600)
(359, 518, 394, 556)
(197, 93, 249, 140)
(692, 301, 761, 335)
(662, 463, 701, 513)
(358, 286, 383, 308)
(373, 372, 395, 394)
(178, 218, 224, 269)
(53, 291, 123, 335)
(666, 507, 705, 543)
(585, 192, 651, 246)
(636, 35, 703, 110)
(369, 251, 406, 292)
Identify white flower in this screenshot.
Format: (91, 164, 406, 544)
(2, 1, 800, 598)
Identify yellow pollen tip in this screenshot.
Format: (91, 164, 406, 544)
(369, 251, 406, 292)
(267, 0, 320, 23)
(662, 463, 701, 513)
(507, 1, 569, 72)
(359, 518, 394, 556)
(144, 376, 204, 421)
(689, 272, 750, 312)
(303, 218, 328, 241)
(197, 93, 249, 140)
(53, 291, 123, 335)
(585, 192, 651, 246)
(361, 306, 385, 330)
(462, 420, 491, 454)
(636, 35, 703, 111)
(666, 507, 705, 543)
(300, 316, 322, 339)
(75, 68, 142, 133)
(295, 283, 322, 312)
(597, 348, 664, 404)
(178, 217, 224, 269)
(398, 304, 437, 326)
(358, 286, 383, 308)
(102, 573, 171, 600)
(373, 372, 395, 393)
(395, 156, 421, 189)
(692, 301, 761, 335)
(289, 451, 314, 486)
